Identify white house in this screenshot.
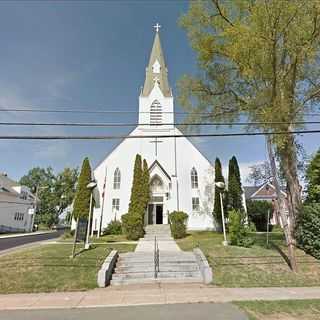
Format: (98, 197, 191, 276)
(92, 28, 215, 234)
(0, 173, 36, 233)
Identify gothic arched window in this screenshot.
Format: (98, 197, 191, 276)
(191, 167, 198, 189)
(113, 168, 121, 189)
(150, 100, 162, 125)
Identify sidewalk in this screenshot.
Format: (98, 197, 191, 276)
(1, 283, 320, 310)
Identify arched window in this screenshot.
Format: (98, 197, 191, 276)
(150, 175, 164, 193)
(191, 167, 198, 189)
(150, 100, 162, 125)
(113, 168, 121, 189)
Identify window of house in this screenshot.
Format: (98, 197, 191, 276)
(113, 168, 121, 189)
(192, 197, 200, 212)
(191, 167, 198, 189)
(150, 100, 162, 125)
(112, 198, 120, 212)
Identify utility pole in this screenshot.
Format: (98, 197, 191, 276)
(266, 137, 297, 272)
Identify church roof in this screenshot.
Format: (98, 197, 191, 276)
(141, 30, 172, 98)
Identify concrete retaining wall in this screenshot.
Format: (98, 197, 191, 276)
(193, 248, 213, 284)
(97, 250, 118, 287)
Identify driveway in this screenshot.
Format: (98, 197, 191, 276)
(0, 303, 248, 320)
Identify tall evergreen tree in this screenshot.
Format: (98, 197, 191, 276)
(228, 156, 243, 211)
(305, 149, 320, 203)
(213, 158, 225, 230)
(128, 154, 143, 215)
(72, 157, 92, 220)
(142, 159, 150, 211)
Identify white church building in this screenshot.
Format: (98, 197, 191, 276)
(92, 27, 215, 233)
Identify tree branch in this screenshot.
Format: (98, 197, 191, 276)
(212, 0, 234, 27)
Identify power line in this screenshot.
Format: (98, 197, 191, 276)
(1, 107, 320, 116)
(0, 121, 320, 127)
(0, 129, 320, 140)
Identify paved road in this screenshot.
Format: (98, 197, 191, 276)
(0, 230, 64, 251)
(0, 303, 248, 320)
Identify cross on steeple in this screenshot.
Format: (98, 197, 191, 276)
(153, 23, 161, 33)
(149, 137, 163, 157)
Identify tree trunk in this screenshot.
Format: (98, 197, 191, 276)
(267, 136, 298, 272)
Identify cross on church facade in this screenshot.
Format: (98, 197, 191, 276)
(153, 23, 161, 33)
(149, 137, 163, 157)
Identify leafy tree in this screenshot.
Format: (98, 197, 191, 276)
(72, 158, 92, 220)
(213, 157, 225, 229)
(19, 166, 78, 227)
(178, 0, 320, 270)
(247, 161, 272, 186)
(305, 149, 320, 203)
(247, 200, 273, 232)
(228, 156, 243, 211)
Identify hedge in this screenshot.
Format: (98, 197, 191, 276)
(169, 211, 188, 239)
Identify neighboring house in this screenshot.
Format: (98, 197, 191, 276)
(92, 28, 214, 234)
(244, 181, 287, 226)
(0, 172, 36, 233)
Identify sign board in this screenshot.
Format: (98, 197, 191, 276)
(76, 219, 87, 242)
(28, 208, 35, 215)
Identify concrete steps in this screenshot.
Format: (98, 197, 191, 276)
(110, 224, 203, 286)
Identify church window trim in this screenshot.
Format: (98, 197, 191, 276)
(112, 198, 120, 212)
(113, 168, 121, 189)
(150, 100, 162, 125)
(192, 197, 200, 212)
(191, 167, 199, 189)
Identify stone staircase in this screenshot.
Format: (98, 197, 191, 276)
(110, 225, 203, 286)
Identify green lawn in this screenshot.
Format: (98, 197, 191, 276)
(177, 231, 320, 287)
(60, 231, 131, 243)
(235, 299, 320, 320)
(0, 243, 135, 294)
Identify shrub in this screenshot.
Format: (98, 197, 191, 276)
(228, 209, 254, 247)
(103, 220, 122, 235)
(296, 204, 320, 259)
(246, 200, 273, 232)
(121, 213, 144, 240)
(169, 211, 188, 239)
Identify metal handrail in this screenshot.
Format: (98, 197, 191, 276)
(154, 236, 160, 278)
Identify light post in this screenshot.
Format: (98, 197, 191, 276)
(85, 180, 97, 250)
(215, 181, 228, 246)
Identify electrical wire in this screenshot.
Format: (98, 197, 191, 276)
(0, 129, 320, 140)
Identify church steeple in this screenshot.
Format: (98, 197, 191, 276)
(141, 24, 171, 98)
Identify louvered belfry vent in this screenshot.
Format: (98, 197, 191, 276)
(150, 100, 162, 125)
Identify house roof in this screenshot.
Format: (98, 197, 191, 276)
(0, 173, 20, 196)
(244, 181, 287, 200)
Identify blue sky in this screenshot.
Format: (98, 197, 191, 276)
(0, 0, 319, 183)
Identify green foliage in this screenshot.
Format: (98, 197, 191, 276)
(19, 166, 78, 227)
(72, 158, 92, 220)
(141, 159, 150, 210)
(247, 200, 274, 232)
(121, 213, 144, 240)
(213, 157, 225, 230)
(103, 220, 122, 235)
(305, 149, 320, 203)
(296, 204, 320, 259)
(123, 155, 150, 240)
(178, 0, 320, 232)
(228, 156, 243, 211)
(169, 211, 189, 239)
(228, 210, 254, 247)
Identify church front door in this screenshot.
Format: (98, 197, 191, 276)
(156, 205, 163, 224)
(147, 203, 163, 225)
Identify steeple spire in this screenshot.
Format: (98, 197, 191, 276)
(141, 25, 171, 97)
